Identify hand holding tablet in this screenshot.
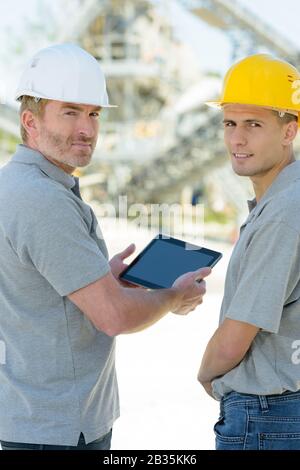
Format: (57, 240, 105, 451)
(119, 234, 222, 289)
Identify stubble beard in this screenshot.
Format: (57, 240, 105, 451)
(39, 128, 96, 168)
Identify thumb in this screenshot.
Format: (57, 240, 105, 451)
(193, 266, 211, 282)
(118, 243, 136, 260)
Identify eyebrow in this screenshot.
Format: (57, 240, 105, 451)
(61, 104, 102, 112)
(223, 118, 264, 124)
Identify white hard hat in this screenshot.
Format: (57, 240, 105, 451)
(15, 43, 116, 107)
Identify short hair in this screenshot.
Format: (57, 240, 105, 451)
(19, 96, 48, 143)
(272, 110, 298, 126)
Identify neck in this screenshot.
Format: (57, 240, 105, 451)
(43, 155, 75, 174)
(251, 151, 295, 202)
(24, 142, 76, 175)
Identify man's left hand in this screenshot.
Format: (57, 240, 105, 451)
(109, 244, 138, 287)
(201, 380, 215, 398)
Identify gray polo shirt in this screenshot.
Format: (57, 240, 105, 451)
(213, 160, 300, 400)
(0, 145, 119, 445)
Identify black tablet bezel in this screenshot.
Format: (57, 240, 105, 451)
(119, 234, 222, 289)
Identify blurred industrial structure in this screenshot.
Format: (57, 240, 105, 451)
(1, 0, 300, 232)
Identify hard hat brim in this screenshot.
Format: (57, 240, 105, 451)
(15, 90, 118, 108)
(205, 100, 222, 109)
(205, 100, 300, 127)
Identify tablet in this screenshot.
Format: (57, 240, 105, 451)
(119, 234, 222, 289)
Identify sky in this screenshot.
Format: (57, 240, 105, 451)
(1, 0, 300, 49)
(166, 0, 300, 73)
(238, 0, 300, 49)
(1, 0, 300, 105)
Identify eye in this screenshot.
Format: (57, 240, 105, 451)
(65, 111, 77, 116)
(224, 121, 235, 127)
(249, 122, 261, 128)
(90, 112, 100, 118)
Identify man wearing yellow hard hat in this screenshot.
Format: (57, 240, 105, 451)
(198, 54, 300, 450)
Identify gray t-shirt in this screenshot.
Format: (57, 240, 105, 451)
(213, 161, 300, 400)
(0, 145, 119, 445)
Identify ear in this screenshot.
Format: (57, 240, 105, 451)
(21, 110, 40, 140)
(282, 121, 298, 146)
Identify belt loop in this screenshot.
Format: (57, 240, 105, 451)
(258, 395, 269, 413)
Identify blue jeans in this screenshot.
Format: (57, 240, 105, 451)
(215, 390, 300, 450)
(0, 430, 112, 451)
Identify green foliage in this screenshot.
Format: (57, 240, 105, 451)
(204, 207, 232, 225)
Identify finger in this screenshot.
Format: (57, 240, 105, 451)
(120, 279, 138, 288)
(118, 243, 136, 260)
(196, 280, 206, 293)
(193, 266, 211, 282)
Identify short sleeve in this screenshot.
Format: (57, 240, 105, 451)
(15, 190, 110, 296)
(225, 222, 300, 333)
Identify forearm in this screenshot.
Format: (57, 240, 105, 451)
(198, 335, 243, 384)
(113, 287, 180, 334)
(198, 319, 258, 386)
(69, 269, 208, 336)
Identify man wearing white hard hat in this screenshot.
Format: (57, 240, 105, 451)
(0, 44, 210, 450)
(198, 54, 300, 450)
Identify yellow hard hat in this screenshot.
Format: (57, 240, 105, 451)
(207, 54, 300, 128)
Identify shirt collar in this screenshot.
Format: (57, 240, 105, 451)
(12, 144, 75, 190)
(246, 160, 300, 215)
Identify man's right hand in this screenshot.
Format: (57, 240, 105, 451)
(69, 266, 212, 336)
(171, 267, 211, 315)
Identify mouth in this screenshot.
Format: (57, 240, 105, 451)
(232, 152, 254, 160)
(72, 143, 92, 148)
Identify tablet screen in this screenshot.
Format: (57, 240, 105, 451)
(120, 235, 222, 289)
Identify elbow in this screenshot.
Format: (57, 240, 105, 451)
(197, 366, 211, 385)
(101, 323, 123, 337)
(79, 288, 132, 336)
(92, 307, 126, 337)
(97, 324, 118, 337)
(197, 373, 204, 385)
(93, 316, 123, 337)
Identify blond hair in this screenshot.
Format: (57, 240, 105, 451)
(19, 96, 48, 143)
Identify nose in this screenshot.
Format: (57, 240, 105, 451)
(77, 115, 96, 139)
(228, 126, 247, 147)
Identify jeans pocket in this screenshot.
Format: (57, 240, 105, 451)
(214, 415, 244, 450)
(259, 432, 300, 450)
